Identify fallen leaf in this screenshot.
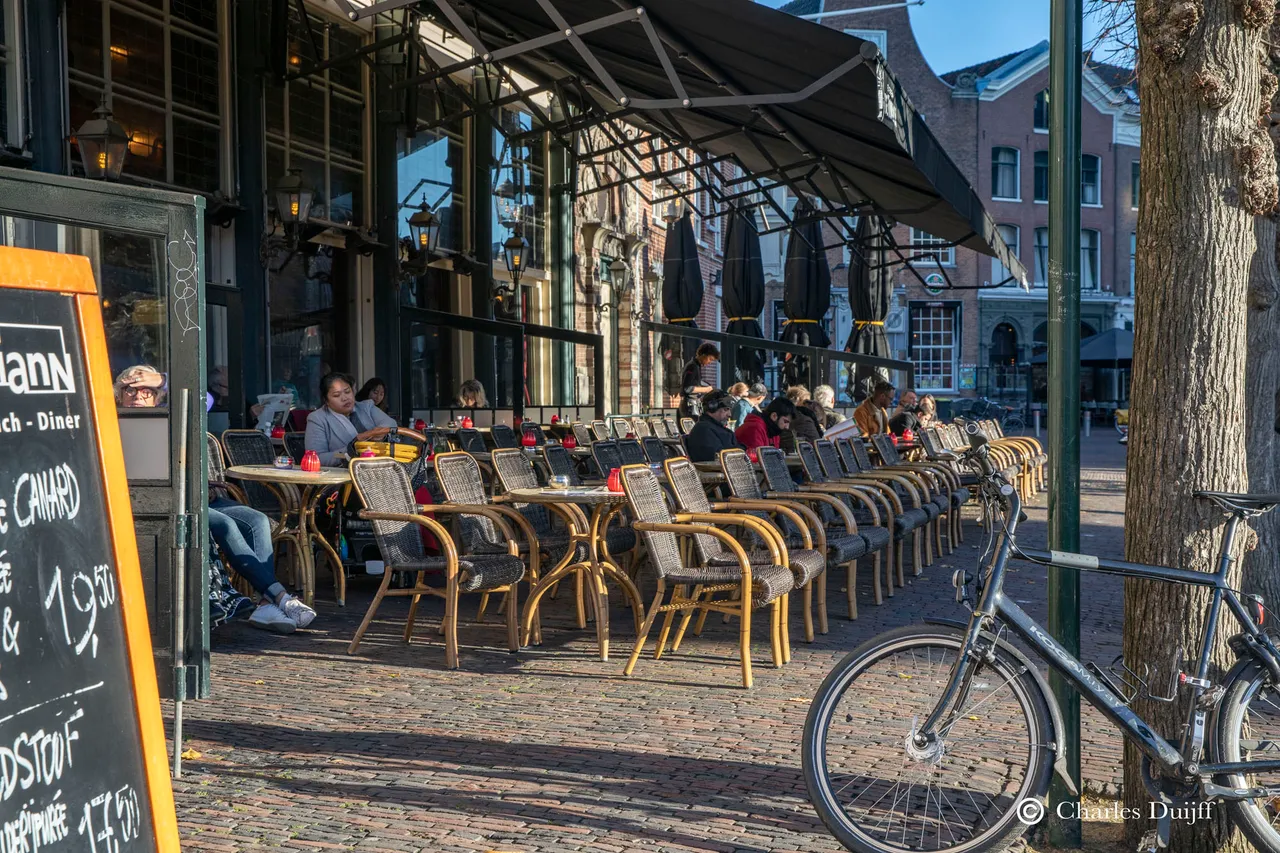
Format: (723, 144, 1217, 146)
(180, 749, 202, 760)
(253, 680, 265, 685)
(788, 697, 807, 702)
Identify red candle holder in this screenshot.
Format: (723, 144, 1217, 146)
(562, 435, 578, 450)
(270, 425, 285, 439)
(301, 450, 321, 473)
(521, 433, 537, 448)
(414, 418, 426, 431)
(607, 467, 623, 493)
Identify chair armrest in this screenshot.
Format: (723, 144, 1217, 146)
(357, 510, 460, 571)
(633, 521, 754, 589)
(417, 503, 521, 558)
(672, 511, 786, 569)
(714, 499, 814, 551)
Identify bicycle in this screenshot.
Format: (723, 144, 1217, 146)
(801, 421, 1280, 853)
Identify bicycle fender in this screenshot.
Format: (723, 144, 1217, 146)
(925, 618, 1078, 796)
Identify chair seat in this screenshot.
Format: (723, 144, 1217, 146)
(668, 562, 793, 606)
(857, 526, 893, 553)
(892, 508, 931, 539)
(712, 547, 825, 587)
(397, 554, 526, 592)
(918, 500, 942, 521)
(824, 534, 870, 564)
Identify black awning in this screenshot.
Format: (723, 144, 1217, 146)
(420, 0, 1023, 281)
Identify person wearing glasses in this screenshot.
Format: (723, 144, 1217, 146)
(683, 389, 742, 463)
(114, 365, 167, 408)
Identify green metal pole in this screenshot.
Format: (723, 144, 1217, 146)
(1048, 0, 1083, 845)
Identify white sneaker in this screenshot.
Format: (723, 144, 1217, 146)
(278, 593, 316, 629)
(249, 602, 296, 634)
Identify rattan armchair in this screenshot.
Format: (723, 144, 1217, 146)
(650, 417, 671, 438)
(207, 432, 248, 505)
(666, 456, 827, 639)
(631, 417, 652, 438)
(592, 440, 624, 477)
(609, 416, 632, 438)
(456, 428, 487, 454)
(490, 423, 519, 449)
(680, 417, 695, 434)
(220, 429, 285, 516)
(572, 423, 594, 446)
(348, 457, 525, 669)
(620, 463, 791, 688)
(283, 431, 307, 465)
(641, 436, 669, 465)
(862, 435, 967, 549)
(521, 421, 549, 446)
(618, 438, 648, 466)
(591, 420, 611, 441)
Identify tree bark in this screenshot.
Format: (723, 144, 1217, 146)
(1124, 1, 1275, 850)
(1244, 212, 1280, 604)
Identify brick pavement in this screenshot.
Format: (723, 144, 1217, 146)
(170, 435, 1130, 851)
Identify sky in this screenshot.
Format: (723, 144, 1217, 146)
(754, 0, 1114, 78)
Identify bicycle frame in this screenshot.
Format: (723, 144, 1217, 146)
(920, 475, 1280, 788)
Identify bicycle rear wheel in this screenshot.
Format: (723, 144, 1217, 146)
(802, 625, 1055, 853)
(1211, 661, 1280, 853)
(1001, 415, 1025, 437)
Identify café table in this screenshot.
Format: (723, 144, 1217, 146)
(226, 464, 351, 607)
(501, 486, 643, 661)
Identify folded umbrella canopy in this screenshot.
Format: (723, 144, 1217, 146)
(846, 215, 894, 402)
(721, 207, 766, 384)
(660, 209, 705, 393)
(779, 202, 831, 388)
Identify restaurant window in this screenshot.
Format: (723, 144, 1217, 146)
(398, 81, 465, 256)
(99, 230, 169, 410)
(1081, 228, 1101, 290)
(1081, 154, 1101, 206)
(991, 146, 1020, 200)
(1131, 160, 1140, 209)
(1033, 151, 1048, 202)
(991, 224, 1019, 285)
(909, 228, 954, 266)
(66, 0, 222, 193)
(493, 106, 547, 272)
(909, 304, 958, 393)
(1129, 231, 1136, 291)
(1033, 89, 1049, 132)
(1033, 227, 1048, 286)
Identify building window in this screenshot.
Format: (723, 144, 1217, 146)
(1034, 151, 1048, 202)
(1081, 154, 1101, 206)
(910, 228, 954, 266)
(1034, 227, 1048, 286)
(1129, 231, 1136, 291)
(992, 224, 1019, 285)
(1033, 88, 1049, 132)
(991, 146, 1020, 200)
(1081, 228, 1100, 289)
(66, 0, 223, 192)
(398, 83, 465, 257)
(910, 304, 958, 392)
(493, 106, 547, 271)
(845, 29, 887, 57)
(1131, 160, 1140, 209)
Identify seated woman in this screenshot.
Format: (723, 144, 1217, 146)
(305, 372, 396, 466)
(454, 378, 488, 409)
(209, 499, 317, 633)
(355, 377, 394, 421)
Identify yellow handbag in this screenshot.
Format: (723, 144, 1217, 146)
(353, 440, 420, 463)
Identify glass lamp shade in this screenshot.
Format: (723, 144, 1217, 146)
(407, 202, 440, 254)
(76, 101, 129, 181)
(272, 169, 314, 225)
(609, 258, 631, 296)
(503, 231, 529, 286)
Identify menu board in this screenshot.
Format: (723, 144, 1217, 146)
(0, 247, 178, 851)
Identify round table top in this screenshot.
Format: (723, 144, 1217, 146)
(506, 486, 628, 505)
(227, 464, 351, 485)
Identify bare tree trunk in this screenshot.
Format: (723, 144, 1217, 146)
(1124, 1, 1276, 850)
(1244, 212, 1280, 603)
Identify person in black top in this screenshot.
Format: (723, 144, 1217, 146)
(678, 343, 720, 420)
(684, 389, 742, 463)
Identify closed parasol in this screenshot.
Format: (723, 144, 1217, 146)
(721, 207, 766, 384)
(779, 201, 831, 387)
(846, 215, 894, 402)
(660, 209, 705, 393)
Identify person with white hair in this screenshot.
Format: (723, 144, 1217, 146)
(814, 384, 846, 430)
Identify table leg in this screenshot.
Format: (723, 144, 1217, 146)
(302, 486, 346, 607)
(587, 504, 611, 660)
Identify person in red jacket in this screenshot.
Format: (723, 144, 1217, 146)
(735, 397, 796, 451)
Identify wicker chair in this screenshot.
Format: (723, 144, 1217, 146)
(631, 418, 652, 438)
(617, 438, 648, 466)
(620, 463, 791, 688)
(543, 444, 585, 486)
(607, 416, 630, 438)
(572, 423, 594, 446)
(347, 458, 525, 668)
(864, 435, 966, 550)
(663, 416, 680, 438)
(591, 420, 611, 441)
(680, 417, 695, 435)
(220, 429, 283, 516)
(592, 440, 624, 478)
(456, 428, 487, 454)
(666, 456, 827, 640)
(650, 418, 671, 439)
(723, 447, 883, 620)
(490, 423, 519, 449)
(207, 432, 247, 505)
(283, 432, 307, 464)
(641, 436, 669, 465)
(521, 421, 548, 446)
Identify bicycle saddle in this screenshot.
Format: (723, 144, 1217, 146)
(1194, 490, 1280, 513)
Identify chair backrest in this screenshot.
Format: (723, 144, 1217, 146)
(680, 417, 695, 434)
(641, 436, 668, 465)
(457, 428, 487, 454)
(619, 464, 681, 580)
(835, 437, 860, 475)
(720, 448, 765, 501)
(490, 423, 518, 449)
(207, 432, 228, 485)
(349, 457, 428, 567)
(663, 457, 727, 563)
(434, 451, 502, 551)
(592, 440, 623, 475)
(814, 440, 847, 480)
(796, 441, 827, 484)
(758, 447, 795, 493)
(521, 421, 547, 446)
(543, 444, 583, 485)
(283, 431, 307, 464)
(663, 416, 680, 437)
(618, 438, 647, 466)
(920, 428, 947, 458)
(650, 418, 670, 438)
(220, 429, 281, 512)
(591, 420, 611, 441)
(847, 437, 875, 472)
(609, 416, 632, 438)
(572, 423, 594, 445)
(631, 418, 652, 438)
(871, 433, 902, 465)
(491, 448, 551, 533)
(287, 408, 312, 432)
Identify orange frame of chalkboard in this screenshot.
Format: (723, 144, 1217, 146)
(0, 245, 182, 850)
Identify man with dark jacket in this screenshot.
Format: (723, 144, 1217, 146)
(684, 389, 741, 462)
(736, 397, 796, 452)
(678, 343, 721, 421)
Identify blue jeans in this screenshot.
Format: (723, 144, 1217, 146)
(209, 499, 280, 598)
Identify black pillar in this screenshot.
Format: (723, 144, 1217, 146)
(373, 77, 402, 416)
(232, 0, 269, 400)
(550, 141, 575, 405)
(26, 0, 66, 175)
(470, 77, 497, 401)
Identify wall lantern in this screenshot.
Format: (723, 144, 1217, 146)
(75, 99, 129, 181)
(272, 168, 314, 228)
(406, 196, 441, 255)
(503, 227, 529, 287)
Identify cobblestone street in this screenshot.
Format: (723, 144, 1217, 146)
(171, 435, 1131, 852)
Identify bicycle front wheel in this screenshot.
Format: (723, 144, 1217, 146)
(1001, 416, 1025, 437)
(1211, 661, 1280, 853)
(802, 625, 1055, 853)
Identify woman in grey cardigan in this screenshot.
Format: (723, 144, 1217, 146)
(305, 372, 397, 465)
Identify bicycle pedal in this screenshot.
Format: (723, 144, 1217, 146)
(1137, 829, 1162, 852)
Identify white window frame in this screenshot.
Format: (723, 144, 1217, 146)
(991, 224, 1020, 285)
(991, 146, 1020, 202)
(909, 304, 959, 394)
(1033, 227, 1048, 287)
(1081, 228, 1101, 290)
(844, 29, 887, 57)
(909, 228, 955, 267)
(1081, 154, 1102, 207)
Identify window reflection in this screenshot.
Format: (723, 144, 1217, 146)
(493, 107, 546, 271)
(269, 245, 345, 409)
(100, 231, 168, 409)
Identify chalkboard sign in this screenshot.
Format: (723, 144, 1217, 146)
(0, 247, 179, 850)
